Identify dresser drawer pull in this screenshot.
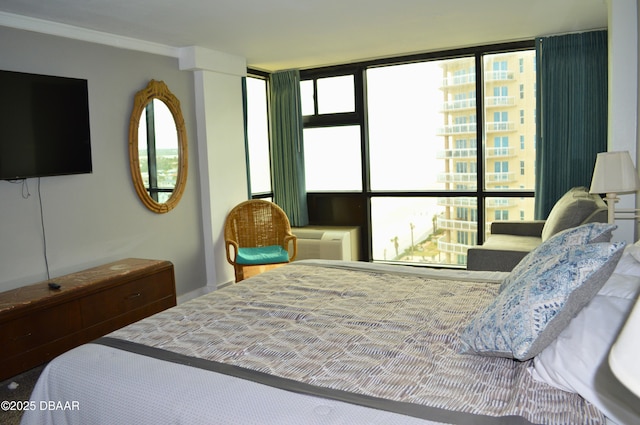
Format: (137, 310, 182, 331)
(13, 332, 32, 342)
(126, 292, 142, 300)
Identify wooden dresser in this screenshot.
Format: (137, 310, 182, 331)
(0, 258, 176, 381)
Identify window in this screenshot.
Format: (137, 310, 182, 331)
(303, 126, 362, 191)
(301, 75, 355, 115)
(246, 42, 536, 266)
(245, 74, 272, 197)
(367, 61, 447, 191)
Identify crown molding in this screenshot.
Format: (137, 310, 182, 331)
(0, 11, 179, 58)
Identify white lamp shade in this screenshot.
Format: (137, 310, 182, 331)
(590, 151, 640, 195)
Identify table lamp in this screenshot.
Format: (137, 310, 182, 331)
(589, 151, 640, 223)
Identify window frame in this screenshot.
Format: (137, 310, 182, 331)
(248, 40, 536, 264)
(245, 70, 274, 200)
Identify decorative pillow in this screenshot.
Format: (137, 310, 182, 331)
(499, 223, 617, 292)
(460, 241, 625, 360)
(236, 245, 289, 265)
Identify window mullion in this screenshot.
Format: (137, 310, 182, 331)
(475, 53, 486, 245)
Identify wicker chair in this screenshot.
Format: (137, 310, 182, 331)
(224, 200, 298, 282)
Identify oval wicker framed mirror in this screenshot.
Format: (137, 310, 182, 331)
(129, 80, 188, 213)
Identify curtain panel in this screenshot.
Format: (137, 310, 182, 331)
(269, 70, 309, 226)
(535, 30, 608, 219)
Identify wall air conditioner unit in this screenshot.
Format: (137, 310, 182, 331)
(293, 228, 352, 261)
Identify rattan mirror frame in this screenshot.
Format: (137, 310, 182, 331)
(129, 80, 188, 213)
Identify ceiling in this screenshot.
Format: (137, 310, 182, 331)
(0, 0, 608, 72)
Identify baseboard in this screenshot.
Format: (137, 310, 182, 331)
(177, 284, 217, 304)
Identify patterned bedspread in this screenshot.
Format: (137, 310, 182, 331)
(107, 261, 605, 424)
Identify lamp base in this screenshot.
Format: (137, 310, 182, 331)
(603, 192, 619, 224)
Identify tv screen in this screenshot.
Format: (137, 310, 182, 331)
(0, 70, 92, 180)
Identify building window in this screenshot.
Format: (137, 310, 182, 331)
(495, 210, 509, 220)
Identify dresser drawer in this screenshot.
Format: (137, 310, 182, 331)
(80, 269, 175, 326)
(1, 301, 81, 359)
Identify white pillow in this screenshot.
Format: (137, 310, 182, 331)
(599, 273, 640, 299)
(532, 273, 640, 424)
(609, 244, 640, 278)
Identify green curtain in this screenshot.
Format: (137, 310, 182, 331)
(270, 70, 309, 226)
(535, 30, 608, 219)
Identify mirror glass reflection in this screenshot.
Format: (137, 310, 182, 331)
(138, 99, 179, 203)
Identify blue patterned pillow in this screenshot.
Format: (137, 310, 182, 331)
(499, 223, 617, 292)
(460, 241, 625, 360)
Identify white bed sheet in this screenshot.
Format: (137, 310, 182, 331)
(23, 343, 446, 425)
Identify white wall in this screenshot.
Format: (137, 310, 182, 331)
(608, 0, 639, 242)
(0, 26, 214, 296)
(180, 47, 250, 287)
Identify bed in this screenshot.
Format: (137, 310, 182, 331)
(21, 223, 640, 425)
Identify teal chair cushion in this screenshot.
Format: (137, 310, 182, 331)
(236, 245, 290, 265)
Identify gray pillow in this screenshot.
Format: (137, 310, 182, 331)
(541, 187, 603, 241)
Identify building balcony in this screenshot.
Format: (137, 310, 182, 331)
(437, 217, 477, 232)
(436, 148, 477, 159)
(485, 172, 516, 183)
(485, 121, 515, 132)
(441, 74, 476, 88)
(437, 172, 477, 184)
(437, 197, 519, 209)
(440, 70, 515, 89)
(436, 123, 477, 135)
(437, 197, 477, 208)
(437, 240, 472, 256)
(485, 96, 515, 108)
(485, 198, 519, 208)
(484, 70, 515, 82)
(485, 146, 515, 158)
(441, 98, 476, 112)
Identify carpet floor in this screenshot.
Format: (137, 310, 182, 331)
(0, 365, 46, 425)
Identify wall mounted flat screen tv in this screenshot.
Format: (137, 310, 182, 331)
(0, 70, 92, 180)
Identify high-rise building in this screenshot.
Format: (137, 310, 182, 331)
(436, 51, 537, 265)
